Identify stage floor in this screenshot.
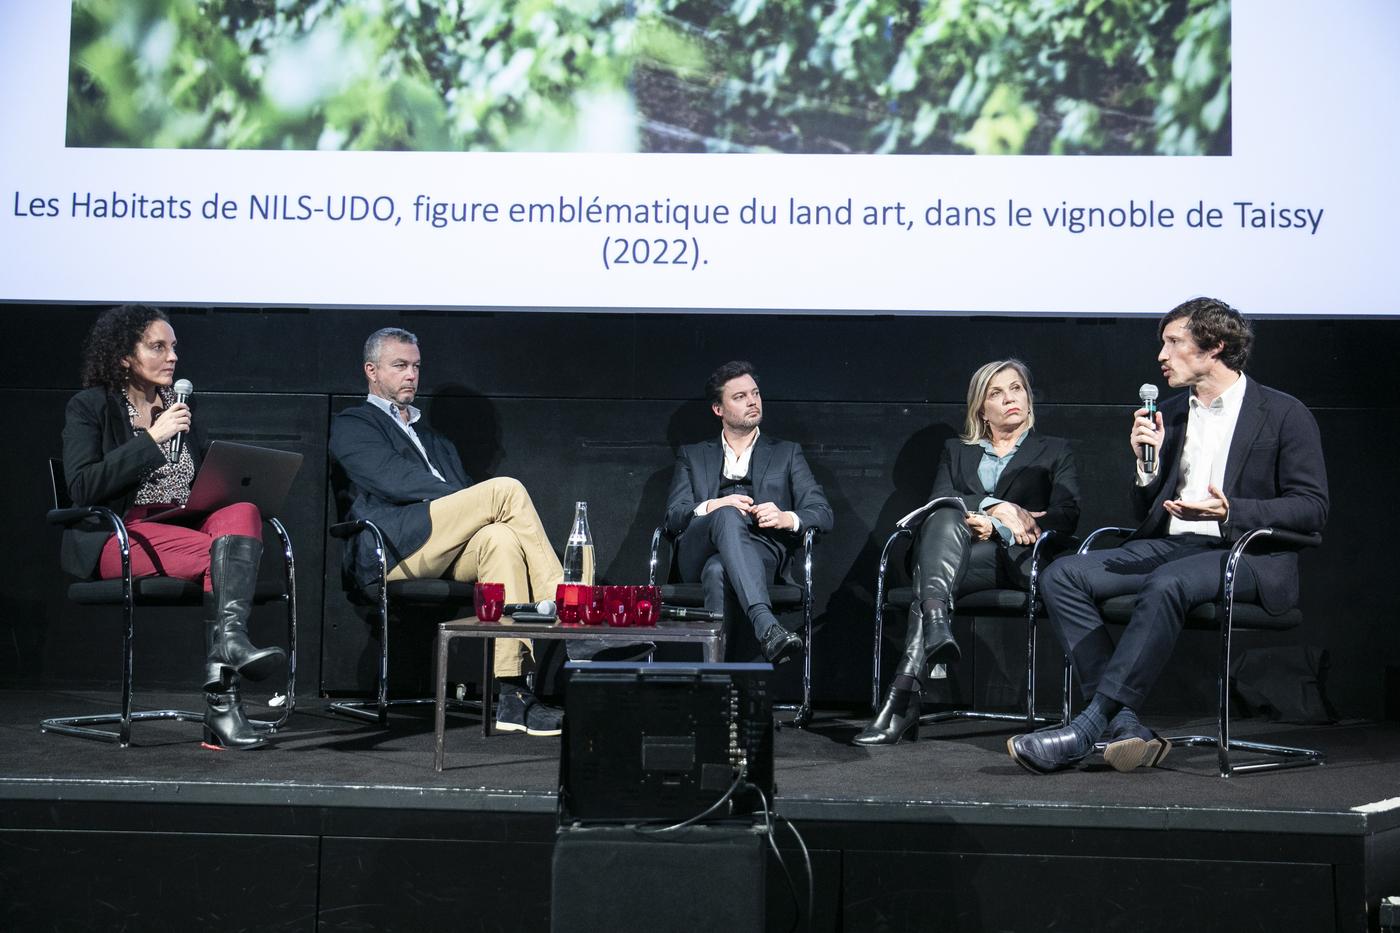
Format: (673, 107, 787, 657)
(2, 688, 1397, 822)
(3, 688, 1400, 932)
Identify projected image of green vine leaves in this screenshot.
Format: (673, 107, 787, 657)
(67, 0, 1230, 154)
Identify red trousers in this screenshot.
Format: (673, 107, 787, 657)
(98, 503, 262, 592)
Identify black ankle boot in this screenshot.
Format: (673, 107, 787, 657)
(203, 679, 267, 750)
(204, 535, 286, 689)
(852, 685, 921, 746)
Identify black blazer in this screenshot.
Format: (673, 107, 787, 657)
(663, 433, 834, 544)
(1131, 378, 1329, 614)
(928, 431, 1080, 540)
(59, 386, 208, 578)
(329, 401, 472, 587)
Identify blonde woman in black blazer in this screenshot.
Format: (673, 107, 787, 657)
(855, 359, 1080, 746)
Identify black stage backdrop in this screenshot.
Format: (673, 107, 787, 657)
(3, 305, 1394, 719)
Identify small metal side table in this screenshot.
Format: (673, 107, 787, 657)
(433, 616, 726, 770)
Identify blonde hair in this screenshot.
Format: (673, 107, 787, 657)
(961, 359, 1035, 444)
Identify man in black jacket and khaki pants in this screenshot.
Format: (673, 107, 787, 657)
(330, 327, 564, 735)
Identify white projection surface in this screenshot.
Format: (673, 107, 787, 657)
(1, 1, 1397, 316)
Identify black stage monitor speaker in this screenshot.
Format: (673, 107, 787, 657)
(558, 662, 774, 825)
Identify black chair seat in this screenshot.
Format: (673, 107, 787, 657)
(883, 585, 1035, 615)
(1098, 594, 1302, 632)
(67, 577, 287, 606)
(661, 582, 803, 609)
(353, 579, 476, 606)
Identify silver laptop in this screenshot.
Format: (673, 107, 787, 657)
(144, 441, 303, 521)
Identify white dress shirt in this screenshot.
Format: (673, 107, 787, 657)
(366, 394, 446, 484)
(694, 428, 801, 530)
(1139, 373, 1246, 537)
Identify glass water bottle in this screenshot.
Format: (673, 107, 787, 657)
(562, 501, 595, 585)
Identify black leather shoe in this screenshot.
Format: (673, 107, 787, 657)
(760, 626, 803, 665)
(921, 615, 961, 666)
(852, 686, 920, 746)
(1007, 725, 1089, 774)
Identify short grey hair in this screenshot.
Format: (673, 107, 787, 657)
(364, 327, 418, 365)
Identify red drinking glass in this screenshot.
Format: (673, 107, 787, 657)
(474, 582, 505, 623)
(556, 583, 588, 626)
(580, 587, 608, 626)
(603, 585, 632, 627)
(630, 585, 661, 627)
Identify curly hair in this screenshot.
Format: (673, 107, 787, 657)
(80, 304, 170, 392)
(1158, 296, 1253, 371)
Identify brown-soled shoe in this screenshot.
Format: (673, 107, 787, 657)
(1103, 734, 1172, 773)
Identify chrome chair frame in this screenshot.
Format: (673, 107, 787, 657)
(871, 496, 1071, 732)
(1076, 524, 1325, 777)
(42, 459, 297, 746)
(649, 523, 819, 727)
(328, 517, 482, 725)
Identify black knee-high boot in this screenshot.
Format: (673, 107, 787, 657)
(912, 508, 971, 668)
(203, 674, 267, 750)
(853, 604, 925, 746)
(203, 535, 286, 690)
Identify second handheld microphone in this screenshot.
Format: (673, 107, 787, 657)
(1138, 383, 1159, 472)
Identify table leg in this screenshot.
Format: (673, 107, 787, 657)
(482, 637, 495, 737)
(434, 627, 449, 771)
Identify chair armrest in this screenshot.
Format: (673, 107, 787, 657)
(1036, 526, 1075, 563)
(1078, 526, 1135, 554)
(46, 504, 124, 534)
(800, 525, 818, 586)
(328, 519, 388, 592)
(1231, 527, 1321, 554)
(649, 524, 672, 586)
(329, 520, 367, 540)
(894, 496, 968, 531)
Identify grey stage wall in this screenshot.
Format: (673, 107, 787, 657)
(1, 305, 1394, 719)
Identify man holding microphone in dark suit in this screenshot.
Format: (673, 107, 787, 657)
(1010, 297, 1329, 774)
(664, 361, 834, 664)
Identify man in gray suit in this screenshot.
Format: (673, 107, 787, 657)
(664, 361, 834, 663)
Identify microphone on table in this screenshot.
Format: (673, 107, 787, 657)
(170, 378, 193, 462)
(660, 605, 725, 623)
(503, 599, 556, 617)
(1137, 383, 1159, 473)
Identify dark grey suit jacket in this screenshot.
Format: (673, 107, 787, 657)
(329, 401, 471, 587)
(1131, 378, 1329, 614)
(663, 433, 834, 550)
(929, 432, 1080, 539)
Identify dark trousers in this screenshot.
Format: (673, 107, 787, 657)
(678, 507, 782, 641)
(1040, 534, 1259, 710)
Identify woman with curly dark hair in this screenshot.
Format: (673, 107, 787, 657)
(61, 305, 285, 750)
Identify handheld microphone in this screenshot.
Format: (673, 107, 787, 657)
(660, 605, 725, 623)
(170, 379, 193, 462)
(1138, 383, 1159, 473)
(503, 599, 556, 616)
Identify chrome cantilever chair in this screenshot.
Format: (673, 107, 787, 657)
(1077, 524, 1325, 777)
(649, 523, 819, 727)
(42, 459, 297, 746)
(328, 516, 482, 725)
(871, 496, 1071, 731)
